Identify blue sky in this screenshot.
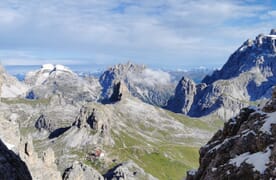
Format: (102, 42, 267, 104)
(0, 0, 276, 68)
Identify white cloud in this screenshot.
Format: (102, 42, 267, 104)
(0, 0, 274, 67)
(128, 68, 171, 87)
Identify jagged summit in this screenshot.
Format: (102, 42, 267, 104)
(167, 76, 196, 114)
(100, 62, 174, 107)
(168, 29, 276, 120)
(203, 29, 276, 85)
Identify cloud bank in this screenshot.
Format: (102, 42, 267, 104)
(0, 0, 275, 66)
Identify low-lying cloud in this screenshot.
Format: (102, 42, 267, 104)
(128, 68, 171, 87)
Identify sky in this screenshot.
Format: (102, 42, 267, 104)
(0, 0, 276, 68)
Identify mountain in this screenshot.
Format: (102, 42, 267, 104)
(186, 87, 276, 180)
(0, 64, 27, 98)
(25, 64, 101, 103)
(99, 62, 175, 107)
(0, 62, 223, 179)
(168, 29, 276, 120)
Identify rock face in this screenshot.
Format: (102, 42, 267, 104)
(104, 161, 158, 180)
(63, 161, 104, 180)
(35, 114, 53, 132)
(99, 62, 175, 107)
(167, 77, 196, 114)
(169, 29, 276, 120)
(61, 105, 112, 148)
(109, 81, 129, 103)
(25, 64, 101, 103)
(0, 139, 32, 180)
(186, 87, 276, 180)
(19, 136, 62, 180)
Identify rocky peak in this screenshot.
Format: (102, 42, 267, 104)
(109, 81, 129, 103)
(202, 29, 276, 85)
(99, 62, 175, 107)
(73, 106, 99, 130)
(167, 77, 196, 114)
(186, 86, 276, 180)
(99, 62, 145, 99)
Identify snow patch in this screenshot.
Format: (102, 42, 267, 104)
(266, 35, 276, 39)
(188, 169, 197, 176)
(229, 147, 271, 174)
(260, 112, 276, 135)
(41, 64, 55, 71)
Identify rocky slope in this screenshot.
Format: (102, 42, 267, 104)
(99, 62, 175, 107)
(186, 87, 276, 180)
(0, 64, 27, 98)
(25, 64, 101, 103)
(168, 29, 276, 120)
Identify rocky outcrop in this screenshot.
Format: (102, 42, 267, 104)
(63, 161, 104, 180)
(0, 139, 32, 180)
(35, 114, 53, 132)
(61, 105, 112, 148)
(186, 87, 276, 180)
(167, 77, 196, 114)
(109, 81, 129, 103)
(104, 161, 158, 180)
(19, 136, 62, 180)
(100, 62, 175, 107)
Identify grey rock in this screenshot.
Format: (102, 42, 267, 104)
(167, 77, 196, 114)
(35, 114, 53, 132)
(63, 161, 104, 180)
(104, 161, 158, 180)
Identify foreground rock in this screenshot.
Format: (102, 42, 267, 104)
(186, 87, 276, 179)
(0, 139, 32, 180)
